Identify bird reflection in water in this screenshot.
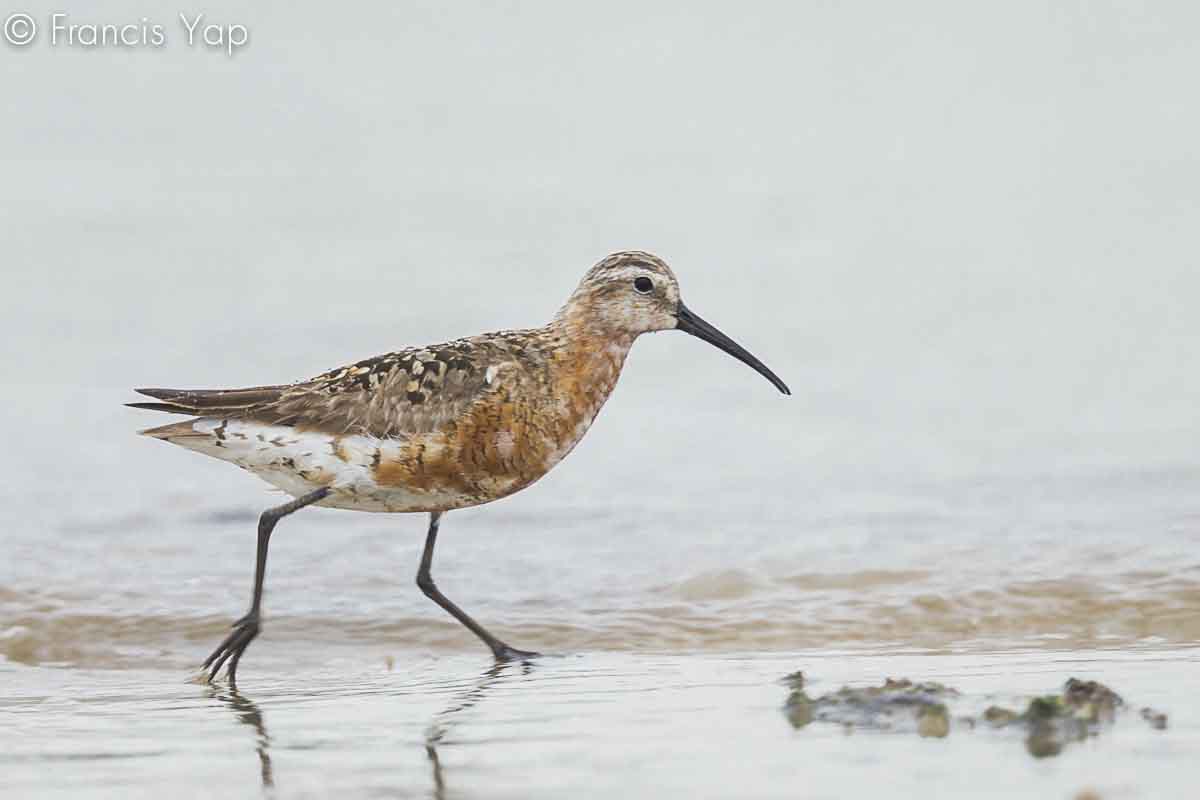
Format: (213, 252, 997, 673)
(205, 659, 533, 797)
(211, 686, 274, 791)
(426, 659, 535, 800)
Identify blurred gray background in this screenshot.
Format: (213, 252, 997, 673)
(3, 8, 1199, 796)
(3, 1, 1198, 515)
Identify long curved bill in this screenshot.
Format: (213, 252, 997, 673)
(676, 302, 791, 395)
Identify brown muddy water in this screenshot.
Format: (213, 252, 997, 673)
(5, 1, 1200, 796)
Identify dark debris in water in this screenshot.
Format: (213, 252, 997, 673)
(982, 678, 1124, 758)
(781, 670, 806, 690)
(1140, 707, 1169, 730)
(784, 675, 1168, 757)
(785, 678, 957, 738)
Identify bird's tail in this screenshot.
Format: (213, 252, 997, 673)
(126, 385, 286, 416)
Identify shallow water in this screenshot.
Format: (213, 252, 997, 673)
(3, 649, 1196, 799)
(4, 439, 1198, 669)
(3, 407, 1198, 798)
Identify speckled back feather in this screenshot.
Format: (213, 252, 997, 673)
(133, 331, 555, 439)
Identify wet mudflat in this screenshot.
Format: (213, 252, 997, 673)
(2, 647, 1196, 799)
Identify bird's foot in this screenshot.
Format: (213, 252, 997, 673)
(491, 643, 540, 662)
(203, 611, 260, 685)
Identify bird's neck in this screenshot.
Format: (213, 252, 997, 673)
(545, 313, 637, 382)
(538, 315, 636, 444)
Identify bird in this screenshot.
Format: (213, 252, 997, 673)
(129, 251, 790, 684)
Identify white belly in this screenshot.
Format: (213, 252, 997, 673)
(149, 417, 472, 512)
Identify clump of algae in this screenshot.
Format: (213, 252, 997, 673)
(784, 677, 957, 738)
(981, 678, 1128, 758)
(783, 675, 1168, 757)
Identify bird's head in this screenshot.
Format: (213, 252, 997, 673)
(558, 251, 790, 395)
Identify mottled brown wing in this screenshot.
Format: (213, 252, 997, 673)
(258, 343, 505, 437)
(131, 338, 519, 438)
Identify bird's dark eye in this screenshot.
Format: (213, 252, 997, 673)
(633, 276, 654, 294)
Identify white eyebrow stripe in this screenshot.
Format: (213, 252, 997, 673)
(605, 266, 655, 282)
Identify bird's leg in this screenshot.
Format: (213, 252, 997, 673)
(203, 487, 330, 684)
(416, 511, 539, 661)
